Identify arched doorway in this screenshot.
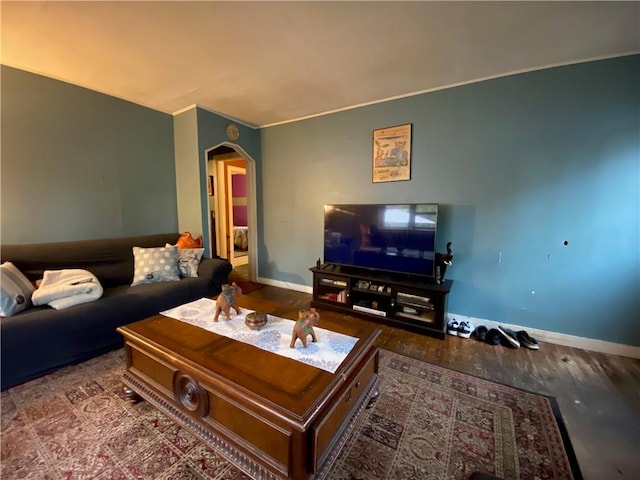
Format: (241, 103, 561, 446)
(205, 143, 257, 282)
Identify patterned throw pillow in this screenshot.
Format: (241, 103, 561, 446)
(0, 262, 35, 316)
(131, 246, 180, 286)
(166, 244, 204, 278)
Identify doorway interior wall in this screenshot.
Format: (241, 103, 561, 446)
(226, 164, 248, 267)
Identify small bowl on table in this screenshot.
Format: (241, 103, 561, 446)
(245, 312, 268, 330)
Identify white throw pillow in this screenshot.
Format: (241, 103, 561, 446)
(0, 262, 35, 316)
(131, 246, 180, 286)
(166, 243, 204, 278)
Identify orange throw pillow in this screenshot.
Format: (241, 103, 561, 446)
(176, 232, 203, 249)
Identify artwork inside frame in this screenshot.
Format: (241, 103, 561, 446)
(372, 123, 412, 183)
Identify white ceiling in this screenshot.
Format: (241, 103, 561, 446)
(2, 1, 638, 127)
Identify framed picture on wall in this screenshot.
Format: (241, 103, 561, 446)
(208, 175, 214, 196)
(372, 123, 412, 183)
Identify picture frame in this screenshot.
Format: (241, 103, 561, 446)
(372, 123, 412, 183)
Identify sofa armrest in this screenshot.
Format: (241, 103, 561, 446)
(198, 257, 233, 291)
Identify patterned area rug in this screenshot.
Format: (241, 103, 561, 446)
(0, 349, 582, 480)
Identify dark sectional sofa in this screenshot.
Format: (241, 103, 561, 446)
(1, 233, 232, 390)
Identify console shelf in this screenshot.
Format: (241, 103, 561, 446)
(310, 265, 453, 339)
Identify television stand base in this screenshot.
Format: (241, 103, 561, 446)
(310, 265, 452, 339)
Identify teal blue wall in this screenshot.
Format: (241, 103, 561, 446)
(173, 108, 203, 249)
(196, 109, 261, 167)
(1, 66, 177, 243)
(2, 57, 637, 345)
(260, 56, 639, 345)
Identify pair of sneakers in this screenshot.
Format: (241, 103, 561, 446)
(475, 325, 521, 347)
(475, 325, 539, 350)
(446, 319, 474, 339)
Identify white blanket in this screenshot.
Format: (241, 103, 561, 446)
(32, 269, 103, 310)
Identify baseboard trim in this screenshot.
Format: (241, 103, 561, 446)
(257, 277, 313, 294)
(256, 278, 640, 359)
(445, 313, 640, 360)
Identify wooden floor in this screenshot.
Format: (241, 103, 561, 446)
(241, 285, 640, 480)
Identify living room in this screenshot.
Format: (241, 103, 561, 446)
(3, 39, 638, 355)
(1, 2, 638, 479)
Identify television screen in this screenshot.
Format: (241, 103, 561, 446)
(323, 203, 438, 277)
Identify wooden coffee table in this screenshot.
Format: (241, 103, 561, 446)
(117, 299, 380, 480)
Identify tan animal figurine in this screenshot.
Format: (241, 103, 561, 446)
(214, 282, 242, 322)
(290, 308, 319, 348)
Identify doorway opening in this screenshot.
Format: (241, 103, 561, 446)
(205, 144, 257, 282)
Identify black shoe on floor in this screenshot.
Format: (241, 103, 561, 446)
(485, 328, 502, 345)
(497, 326, 520, 348)
(475, 325, 488, 342)
(516, 330, 539, 350)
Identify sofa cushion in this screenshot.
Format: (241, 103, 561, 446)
(178, 248, 204, 278)
(131, 246, 180, 286)
(0, 262, 35, 316)
(166, 243, 204, 278)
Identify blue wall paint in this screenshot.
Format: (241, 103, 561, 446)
(260, 56, 639, 345)
(1, 66, 177, 243)
(196, 109, 261, 165)
(2, 57, 637, 346)
(173, 109, 204, 251)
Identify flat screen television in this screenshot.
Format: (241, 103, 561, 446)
(323, 203, 439, 278)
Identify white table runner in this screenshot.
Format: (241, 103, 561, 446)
(161, 298, 357, 374)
